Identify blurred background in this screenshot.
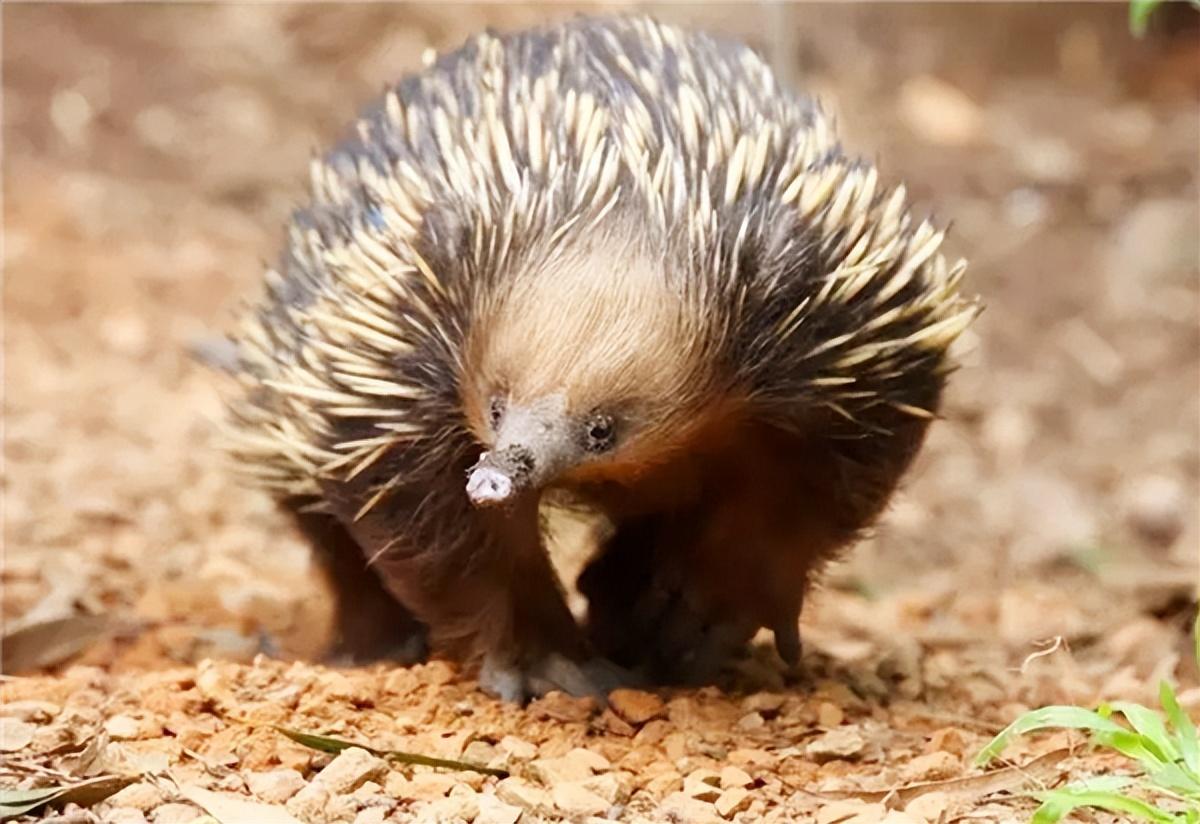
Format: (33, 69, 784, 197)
(4, 3, 1198, 700)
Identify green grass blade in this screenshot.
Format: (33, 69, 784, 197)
(1163, 680, 1200, 776)
(975, 706, 1127, 765)
(274, 727, 508, 778)
(1093, 729, 1179, 775)
(1072, 775, 1137, 792)
(1130, 0, 1164, 37)
(1032, 787, 1181, 824)
(1110, 701, 1180, 763)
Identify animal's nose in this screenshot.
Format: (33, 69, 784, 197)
(465, 446, 535, 507)
(466, 464, 514, 506)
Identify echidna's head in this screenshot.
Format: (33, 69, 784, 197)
(461, 241, 715, 507)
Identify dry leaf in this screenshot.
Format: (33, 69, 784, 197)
(821, 748, 1069, 808)
(0, 614, 116, 674)
(0, 775, 137, 820)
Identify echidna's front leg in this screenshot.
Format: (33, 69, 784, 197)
(322, 475, 615, 702)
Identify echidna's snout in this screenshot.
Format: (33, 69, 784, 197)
(467, 446, 533, 506)
(466, 460, 515, 505)
(467, 396, 580, 507)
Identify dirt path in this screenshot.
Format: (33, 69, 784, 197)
(4, 5, 1197, 823)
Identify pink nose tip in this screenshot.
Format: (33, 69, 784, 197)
(466, 465, 514, 506)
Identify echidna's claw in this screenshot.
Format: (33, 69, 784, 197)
(479, 651, 638, 703)
(772, 616, 802, 670)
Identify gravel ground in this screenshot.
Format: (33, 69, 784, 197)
(3, 4, 1198, 823)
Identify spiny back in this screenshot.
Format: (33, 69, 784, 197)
(226, 15, 977, 500)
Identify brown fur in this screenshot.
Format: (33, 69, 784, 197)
(577, 406, 930, 681)
(462, 240, 718, 469)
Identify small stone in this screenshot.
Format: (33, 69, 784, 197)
(727, 748, 776, 768)
(101, 808, 149, 824)
(245, 768, 307, 803)
(817, 800, 885, 824)
(904, 791, 951, 823)
(104, 714, 158, 741)
(529, 756, 591, 785)
(0, 700, 60, 722)
(529, 691, 597, 723)
(552, 782, 611, 817)
(715, 787, 751, 818)
(107, 783, 166, 813)
(414, 794, 479, 823)
(353, 808, 387, 824)
(151, 803, 205, 824)
(683, 768, 722, 802)
(286, 784, 331, 821)
(414, 660, 456, 685)
(579, 772, 627, 805)
(817, 702, 844, 728)
(495, 777, 554, 816)
(926, 727, 969, 757)
(633, 719, 672, 746)
(806, 727, 866, 763)
(643, 770, 683, 797)
(735, 712, 765, 731)
(719, 766, 752, 789)
(407, 772, 457, 801)
(474, 795, 523, 824)
(608, 689, 665, 725)
(598, 707, 636, 736)
(662, 732, 689, 761)
(289, 747, 387, 819)
(0, 717, 35, 751)
(351, 781, 382, 801)
(311, 747, 388, 794)
(383, 772, 411, 798)
(496, 735, 537, 762)
(564, 747, 611, 773)
(660, 791, 724, 824)
(902, 751, 959, 782)
(461, 739, 498, 767)
(287, 786, 360, 822)
(742, 693, 786, 716)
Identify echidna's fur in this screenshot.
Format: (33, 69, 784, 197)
(222, 15, 978, 700)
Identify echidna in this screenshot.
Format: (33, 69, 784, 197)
(220, 15, 978, 701)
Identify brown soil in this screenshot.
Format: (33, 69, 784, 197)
(3, 4, 1198, 823)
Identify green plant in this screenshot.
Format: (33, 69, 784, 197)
(1132, 0, 1165, 37)
(977, 611, 1200, 823)
(1132, 0, 1200, 37)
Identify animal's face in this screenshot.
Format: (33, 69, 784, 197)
(461, 244, 716, 505)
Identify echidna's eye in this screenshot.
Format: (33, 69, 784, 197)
(584, 413, 616, 453)
(488, 397, 505, 429)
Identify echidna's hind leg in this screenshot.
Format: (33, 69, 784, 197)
(286, 503, 429, 665)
